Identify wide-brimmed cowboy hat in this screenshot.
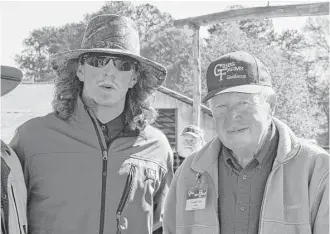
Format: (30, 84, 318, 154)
(1, 65, 23, 96)
(50, 14, 167, 89)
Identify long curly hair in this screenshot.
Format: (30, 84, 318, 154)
(52, 59, 158, 131)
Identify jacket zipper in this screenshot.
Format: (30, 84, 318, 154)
(86, 109, 108, 234)
(11, 185, 22, 234)
(116, 164, 137, 234)
(87, 108, 140, 234)
(99, 150, 108, 234)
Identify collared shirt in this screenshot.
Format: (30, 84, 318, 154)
(97, 113, 138, 146)
(173, 152, 185, 173)
(218, 122, 279, 234)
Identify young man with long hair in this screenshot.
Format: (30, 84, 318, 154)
(10, 15, 173, 234)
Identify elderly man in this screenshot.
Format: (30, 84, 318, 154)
(163, 51, 329, 234)
(173, 125, 205, 173)
(1, 65, 27, 234)
(10, 15, 173, 234)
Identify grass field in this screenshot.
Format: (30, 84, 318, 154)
(1, 84, 54, 143)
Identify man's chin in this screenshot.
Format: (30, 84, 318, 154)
(94, 98, 116, 107)
(180, 148, 194, 157)
(223, 141, 252, 152)
(184, 146, 195, 151)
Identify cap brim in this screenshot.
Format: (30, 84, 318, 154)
(1, 66, 23, 96)
(51, 48, 167, 88)
(202, 84, 265, 102)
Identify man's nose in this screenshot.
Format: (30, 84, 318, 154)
(102, 59, 116, 77)
(225, 107, 242, 124)
(231, 109, 242, 120)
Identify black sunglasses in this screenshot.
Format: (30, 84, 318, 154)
(80, 53, 138, 71)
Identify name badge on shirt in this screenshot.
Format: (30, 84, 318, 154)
(185, 186, 208, 211)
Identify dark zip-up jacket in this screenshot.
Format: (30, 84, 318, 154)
(10, 97, 174, 234)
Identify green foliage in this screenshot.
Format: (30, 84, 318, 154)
(221, 4, 276, 42)
(303, 17, 329, 69)
(275, 29, 306, 61)
(15, 22, 86, 82)
(15, 27, 57, 81)
(14, 2, 328, 141)
(203, 22, 320, 139)
(275, 16, 329, 145)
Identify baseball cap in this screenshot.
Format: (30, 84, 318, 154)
(202, 51, 272, 102)
(1, 65, 23, 97)
(181, 125, 204, 140)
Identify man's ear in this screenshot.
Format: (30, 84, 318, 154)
(129, 72, 138, 88)
(76, 64, 85, 82)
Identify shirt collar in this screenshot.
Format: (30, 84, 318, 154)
(86, 102, 140, 139)
(254, 121, 278, 165)
(104, 113, 140, 138)
(222, 146, 241, 170)
(99, 112, 124, 132)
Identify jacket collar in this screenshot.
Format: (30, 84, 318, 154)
(71, 96, 147, 140)
(72, 96, 92, 123)
(191, 117, 301, 173)
(69, 96, 97, 135)
(271, 117, 300, 167)
(191, 137, 222, 174)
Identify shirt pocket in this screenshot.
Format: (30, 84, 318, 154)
(261, 220, 312, 234)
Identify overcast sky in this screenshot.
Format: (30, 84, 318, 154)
(0, 0, 326, 67)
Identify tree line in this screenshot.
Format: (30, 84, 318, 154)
(14, 1, 329, 145)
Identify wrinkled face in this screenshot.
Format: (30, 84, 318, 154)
(179, 134, 203, 157)
(209, 92, 272, 152)
(77, 53, 138, 106)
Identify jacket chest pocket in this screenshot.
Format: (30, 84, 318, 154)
(261, 220, 312, 234)
(119, 157, 162, 210)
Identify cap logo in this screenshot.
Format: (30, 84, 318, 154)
(214, 62, 245, 81)
(203, 51, 273, 103)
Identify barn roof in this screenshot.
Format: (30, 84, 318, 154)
(157, 86, 212, 116)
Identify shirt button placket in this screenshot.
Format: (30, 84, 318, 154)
(236, 171, 250, 234)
